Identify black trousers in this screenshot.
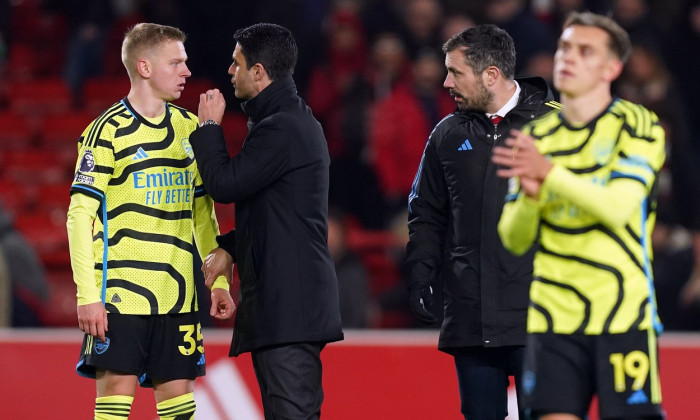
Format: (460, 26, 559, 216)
(251, 342, 325, 420)
(453, 345, 525, 420)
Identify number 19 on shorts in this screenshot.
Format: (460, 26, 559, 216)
(609, 351, 649, 392)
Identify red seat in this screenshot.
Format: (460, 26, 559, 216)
(13, 209, 70, 270)
(2, 150, 74, 185)
(9, 0, 67, 78)
(0, 111, 37, 149)
(9, 78, 72, 116)
(38, 183, 72, 212)
(0, 180, 39, 216)
(40, 275, 78, 327)
(361, 252, 401, 295)
(37, 111, 96, 149)
(5, 44, 42, 82)
(344, 222, 402, 295)
(346, 224, 397, 252)
(82, 76, 131, 115)
(9, 0, 43, 43)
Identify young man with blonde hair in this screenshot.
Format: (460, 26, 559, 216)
(67, 23, 234, 419)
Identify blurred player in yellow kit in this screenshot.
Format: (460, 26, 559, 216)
(493, 12, 665, 420)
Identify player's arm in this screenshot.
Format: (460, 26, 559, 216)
(192, 186, 235, 320)
(493, 127, 543, 255)
(192, 187, 231, 292)
(66, 192, 107, 342)
(498, 178, 541, 256)
(68, 115, 121, 341)
(542, 166, 647, 228)
(542, 112, 665, 229)
(497, 153, 650, 231)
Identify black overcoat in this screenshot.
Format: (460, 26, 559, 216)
(190, 76, 344, 356)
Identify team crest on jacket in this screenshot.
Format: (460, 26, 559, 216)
(181, 138, 194, 159)
(79, 149, 95, 173)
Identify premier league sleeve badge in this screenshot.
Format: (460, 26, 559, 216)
(74, 149, 96, 185)
(79, 149, 96, 173)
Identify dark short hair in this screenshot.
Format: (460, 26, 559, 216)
(233, 23, 298, 81)
(562, 12, 631, 63)
(442, 24, 516, 80)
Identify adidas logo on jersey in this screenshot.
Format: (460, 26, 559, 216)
(111, 293, 121, 303)
(626, 389, 648, 405)
(133, 147, 149, 160)
(457, 139, 473, 151)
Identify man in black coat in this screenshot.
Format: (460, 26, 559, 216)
(190, 23, 343, 419)
(405, 25, 558, 420)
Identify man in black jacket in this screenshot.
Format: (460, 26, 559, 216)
(189, 23, 343, 419)
(405, 25, 557, 420)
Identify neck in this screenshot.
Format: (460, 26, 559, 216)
(127, 85, 167, 118)
(251, 78, 273, 99)
(560, 84, 612, 125)
(488, 79, 517, 114)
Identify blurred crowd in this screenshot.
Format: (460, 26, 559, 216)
(1, 0, 699, 330)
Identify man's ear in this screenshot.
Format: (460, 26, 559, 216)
(484, 66, 500, 87)
(136, 59, 151, 78)
(253, 63, 266, 80)
(604, 59, 623, 83)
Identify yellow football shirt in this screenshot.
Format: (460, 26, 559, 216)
(499, 99, 666, 335)
(68, 98, 225, 315)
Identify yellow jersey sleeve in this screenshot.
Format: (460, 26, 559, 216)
(498, 176, 541, 256)
(192, 176, 229, 291)
(542, 165, 647, 228)
(66, 193, 102, 305)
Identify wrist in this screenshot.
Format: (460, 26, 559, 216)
(539, 161, 554, 181)
(200, 119, 219, 127)
(212, 276, 230, 291)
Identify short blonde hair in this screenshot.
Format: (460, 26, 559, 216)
(121, 23, 186, 79)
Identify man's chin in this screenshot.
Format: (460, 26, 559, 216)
(456, 102, 486, 113)
(165, 93, 180, 102)
(234, 89, 253, 101)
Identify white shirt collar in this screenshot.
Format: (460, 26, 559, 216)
(486, 80, 521, 119)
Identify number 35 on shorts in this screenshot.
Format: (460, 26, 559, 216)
(609, 350, 649, 392)
(178, 323, 204, 356)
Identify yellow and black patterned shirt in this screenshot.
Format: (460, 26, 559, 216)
(69, 98, 221, 315)
(499, 98, 666, 335)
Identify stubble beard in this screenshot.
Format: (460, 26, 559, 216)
(455, 80, 493, 113)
